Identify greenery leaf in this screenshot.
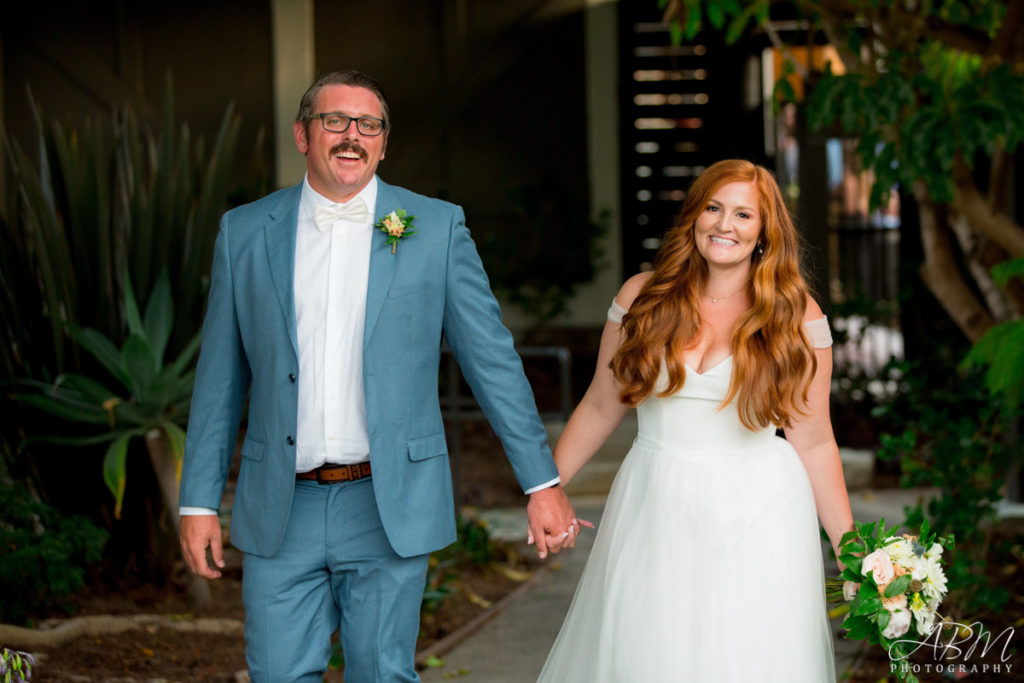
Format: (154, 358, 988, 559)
(11, 391, 109, 424)
(884, 575, 912, 597)
(66, 323, 132, 390)
(102, 434, 132, 518)
(122, 270, 146, 340)
(122, 334, 158, 398)
(143, 270, 174, 364)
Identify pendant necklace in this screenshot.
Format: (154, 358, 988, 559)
(703, 288, 742, 304)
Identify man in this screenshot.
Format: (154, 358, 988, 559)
(179, 70, 580, 681)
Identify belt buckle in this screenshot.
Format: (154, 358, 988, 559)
(314, 465, 342, 485)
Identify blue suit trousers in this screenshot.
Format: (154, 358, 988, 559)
(241, 477, 430, 682)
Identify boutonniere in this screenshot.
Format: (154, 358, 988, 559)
(375, 209, 416, 254)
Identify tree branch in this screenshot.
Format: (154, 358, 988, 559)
(951, 183, 1024, 259)
(914, 182, 994, 343)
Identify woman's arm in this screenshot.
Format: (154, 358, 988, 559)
(785, 297, 855, 560)
(554, 273, 649, 484)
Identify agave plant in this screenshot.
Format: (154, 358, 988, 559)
(14, 270, 211, 605)
(15, 270, 196, 519)
(1, 80, 261, 605)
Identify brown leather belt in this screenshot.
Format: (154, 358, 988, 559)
(296, 462, 372, 484)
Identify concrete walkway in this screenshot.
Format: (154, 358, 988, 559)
(422, 415, 936, 682)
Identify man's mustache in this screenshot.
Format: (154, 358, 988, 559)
(331, 141, 366, 160)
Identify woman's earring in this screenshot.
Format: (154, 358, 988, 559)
(757, 242, 764, 255)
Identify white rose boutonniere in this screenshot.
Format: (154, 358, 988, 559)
(375, 208, 416, 254)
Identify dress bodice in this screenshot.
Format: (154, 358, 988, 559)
(607, 299, 833, 453)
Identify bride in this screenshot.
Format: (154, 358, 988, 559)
(538, 159, 853, 682)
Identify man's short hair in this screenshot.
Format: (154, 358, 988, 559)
(295, 70, 391, 129)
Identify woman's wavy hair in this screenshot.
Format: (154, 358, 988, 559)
(611, 159, 817, 430)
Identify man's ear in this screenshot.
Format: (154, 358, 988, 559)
(293, 121, 309, 155)
(380, 131, 388, 161)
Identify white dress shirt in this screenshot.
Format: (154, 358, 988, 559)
(293, 176, 376, 471)
(180, 176, 378, 515)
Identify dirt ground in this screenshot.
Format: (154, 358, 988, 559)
(22, 422, 534, 682)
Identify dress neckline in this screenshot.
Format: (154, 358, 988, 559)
(684, 355, 733, 377)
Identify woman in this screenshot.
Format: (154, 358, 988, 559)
(538, 159, 853, 682)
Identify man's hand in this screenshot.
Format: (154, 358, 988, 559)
(526, 485, 593, 559)
(180, 514, 225, 579)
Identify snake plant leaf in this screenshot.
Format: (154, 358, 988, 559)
(102, 433, 132, 518)
(143, 270, 174, 364)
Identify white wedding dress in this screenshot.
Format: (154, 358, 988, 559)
(538, 304, 836, 683)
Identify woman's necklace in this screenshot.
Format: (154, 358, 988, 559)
(702, 287, 743, 304)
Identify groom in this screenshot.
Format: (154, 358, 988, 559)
(179, 70, 579, 681)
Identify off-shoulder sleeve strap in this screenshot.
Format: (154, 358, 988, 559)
(607, 300, 628, 324)
(804, 317, 833, 348)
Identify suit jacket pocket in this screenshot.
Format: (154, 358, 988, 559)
(407, 433, 448, 461)
(387, 283, 432, 301)
(241, 435, 266, 462)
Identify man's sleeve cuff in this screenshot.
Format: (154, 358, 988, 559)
(179, 506, 218, 516)
(524, 476, 561, 495)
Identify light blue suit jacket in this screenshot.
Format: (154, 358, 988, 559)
(179, 179, 557, 558)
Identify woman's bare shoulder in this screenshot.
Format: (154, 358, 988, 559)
(614, 272, 653, 310)
(802, 293, 824, 322)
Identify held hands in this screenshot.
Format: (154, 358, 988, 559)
(180, 514, 226, 579)
(526, 485, 594, 559)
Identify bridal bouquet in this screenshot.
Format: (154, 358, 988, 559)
(826, 519, 953, 683)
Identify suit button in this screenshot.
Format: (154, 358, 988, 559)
(286, 436, 295, 445)
(288, 373, 296, 383)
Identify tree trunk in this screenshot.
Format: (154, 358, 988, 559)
(951, 183, 1024, 257)
(948, 212, 1015, 322)
(914, 182, 995, 343)
(145, 428, 211, 610)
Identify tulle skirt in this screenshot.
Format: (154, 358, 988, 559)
(538, 436, 835, 682)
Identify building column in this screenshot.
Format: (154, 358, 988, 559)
(571, 0, 622, 325)
(271, 0, 315, 188)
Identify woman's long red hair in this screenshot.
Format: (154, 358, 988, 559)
(611, 159, 817, 430)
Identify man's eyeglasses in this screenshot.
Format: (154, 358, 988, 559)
(317, 113, 386, 136)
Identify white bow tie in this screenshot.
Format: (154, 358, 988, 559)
(313, 197, 369, 231)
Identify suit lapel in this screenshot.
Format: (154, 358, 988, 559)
(265, 186, 302, 357)
(364, 179, 399, 349)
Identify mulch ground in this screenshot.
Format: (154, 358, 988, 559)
(21, 422, 533, 682)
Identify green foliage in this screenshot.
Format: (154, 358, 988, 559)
(14, 273, 198, 517)
(830, 519, 953, 683)
(0, 474, 109, 624)
(963, 259, 1024, 411)
(661, 1, 1024, 208)
(0, 79, 250, 383)
(0, 648, 34, 683)
(422, 515, 496, 614)
(477, 181, 608, 328)
(873, 359, 1019, 614)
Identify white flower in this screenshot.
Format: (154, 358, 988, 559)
(919, 555, 948, 600)
(883, 537, 915, 563)
(910, 592, 937, 635)
(882, 605, 913, 639)
(862, 549, 896, 585)
(925, 542, 944, 560)
(843, 581, 860, 601)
